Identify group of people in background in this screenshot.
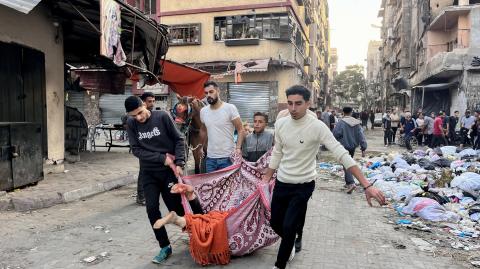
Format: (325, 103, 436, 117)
(379, 108, 480, 150)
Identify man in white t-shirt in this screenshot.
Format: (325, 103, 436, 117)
(200, 81, 244, 173)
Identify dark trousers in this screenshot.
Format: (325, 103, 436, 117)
(431, 134, 447, 148)
(384, 129, 392, 145)
(270, 180, 315, 269)
(137, 171, 144, 201)
(343, 149, 356, 185)
(474, 136, 480, 150)
(461, 128, 473, 145)
(448, 130, 457, 145)
(424, 134, 433, 147)
(370, 119, 375, 129)
(142, 169, 185, 248)
(391, 127, 398, 143)
(405, 134, 413, 150)
(416, 133, 424, 146)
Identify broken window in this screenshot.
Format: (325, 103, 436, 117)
(168, 24, 201, 46)
(214, 13, 290, 41)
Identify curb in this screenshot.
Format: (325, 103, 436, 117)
(1, 174, 137, 212)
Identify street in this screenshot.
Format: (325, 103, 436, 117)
(0, 129, 467, 269)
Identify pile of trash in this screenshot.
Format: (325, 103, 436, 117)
(358, 146, 480, 227)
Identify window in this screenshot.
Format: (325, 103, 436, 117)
(214, 13, 290, 41)
(144, 0, 156, 15)
(168, 24, 201, 46)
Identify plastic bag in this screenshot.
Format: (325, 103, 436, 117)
(451, 172, 480, 193)
(418, 158, 435, 170)
(433, 158, 452, 168)
(441, 146, 457, 156)
(459, 148, 477, 158)
(392, 156, 410, 170)
(402, 197, 460, 222)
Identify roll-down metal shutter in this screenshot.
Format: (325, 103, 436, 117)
(228, 82, 271, 123)
(65, 91, 85, 115)
(99, 86, 132, 124)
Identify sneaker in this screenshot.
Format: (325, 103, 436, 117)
(346, 184, 357, 194)
(288, 246, 295, 262)
(152, 245, 172, 264)
(136, 197, 146, 206)
(295, 237, 302, 253)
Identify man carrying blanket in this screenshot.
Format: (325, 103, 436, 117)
(262, 85, 386, 269)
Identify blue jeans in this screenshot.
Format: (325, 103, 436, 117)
(205, 157, 232, 173)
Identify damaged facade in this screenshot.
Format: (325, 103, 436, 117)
(379, 0, 480, 115)
(366, 40, 384, 111)
(0, 0, 169, 188)
(157, 0, 331, 122)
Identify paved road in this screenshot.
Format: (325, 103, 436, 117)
(0, 178, 465, 269)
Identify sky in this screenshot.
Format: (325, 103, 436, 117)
(329, 0, 382, 72)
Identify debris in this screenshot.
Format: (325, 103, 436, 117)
(82, 256, 97, 263)
(99, 252, 109, 257)
(410, 237, 436, 252)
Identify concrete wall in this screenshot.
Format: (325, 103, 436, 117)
(0, 4, 65, 173)
(470, 7, 480, 47)
(430, 0, 455, 19)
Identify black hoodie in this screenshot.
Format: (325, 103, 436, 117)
(126, 110, 185, 171)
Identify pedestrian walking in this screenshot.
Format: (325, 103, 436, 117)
(199, 81, 245, 173)
(133, 92, 156, 206)
(321, 107, 330, 127)
(401, 112, 418, 150)
(242, 112, 274, 163)
(124, 96, 186, 264)
(423, 114, 435, 147)
(447, 111, 460, 145)
(261, 85, 386, 269)
(333, 107, 367, 194)
(382, 112, 393, 147)
(360, 110, 369, 129)
(431, 112, 447, 148)
(460, 110, 475, 148)
(390, 110, 401, 144)
(415, 113, 425, 146)
(369, 110, 375, 130)
(329, 110, 337, 131)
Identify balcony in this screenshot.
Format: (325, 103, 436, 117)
(411, 49, 465, 85)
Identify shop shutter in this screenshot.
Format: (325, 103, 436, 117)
(228, 82, 271, 123)
(99, 86, 132, 124)
(65, 91, 85, 115)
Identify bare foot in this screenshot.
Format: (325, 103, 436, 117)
(153, 211, 186, 229)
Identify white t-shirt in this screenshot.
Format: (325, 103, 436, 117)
(200, 102, 240, 158)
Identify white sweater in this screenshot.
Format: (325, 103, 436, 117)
(269, 113, 358, 184)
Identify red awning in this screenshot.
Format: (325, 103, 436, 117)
(159, 60, 210, 99)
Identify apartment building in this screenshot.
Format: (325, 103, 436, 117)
(379, 0, 480, 115)
(366, 41, 384, 110)
(156, 0, 330, 122)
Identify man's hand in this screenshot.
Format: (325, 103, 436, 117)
(365, 186, 386, 206)
(262, 168, 274, 183)
(164, 155, 174, 167)
(175, 166, 184, 177)
(235, 148, 242, 156)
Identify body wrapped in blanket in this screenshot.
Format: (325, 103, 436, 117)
(156, 152, 279, 265)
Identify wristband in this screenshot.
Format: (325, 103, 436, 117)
(363, 184, 373, 191)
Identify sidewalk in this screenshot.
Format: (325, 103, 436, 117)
(0, 150, 139, 212)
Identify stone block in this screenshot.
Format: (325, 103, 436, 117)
(0, 197, 12, 211)
(103, 175, 136, 191)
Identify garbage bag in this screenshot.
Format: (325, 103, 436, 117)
(450, 160, 465, 170)
(441, 146, 457, 156)
(402, 197, 460, 222)
(433, 158, 452, 168)
(413, 150, 427, 157)
(415, 191, 449, 205)
(374, 181, 422, 201)
(451, 172, 480, 193)
(459, 148, 477, 158)
(433, 147, 443, 156)
(392, 156, 410, 170)
(418, 158, 435, 170)
(403, 155, 417, 165)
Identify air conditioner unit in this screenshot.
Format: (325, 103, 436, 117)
(304, 57, 312, 66)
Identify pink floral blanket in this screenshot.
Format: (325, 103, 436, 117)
(180, 152, 279, 256)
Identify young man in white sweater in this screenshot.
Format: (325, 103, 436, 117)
(262, 85, 386, 269)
